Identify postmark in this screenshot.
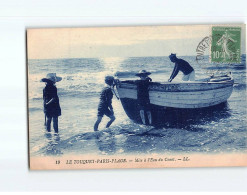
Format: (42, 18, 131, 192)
(211, 26, 241, 63)
(196, 35, 212, 63)
(196, 35, 222, 74)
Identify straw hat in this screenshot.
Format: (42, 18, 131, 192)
(41, 73, 62, 83)
(135, 70, 151, 77)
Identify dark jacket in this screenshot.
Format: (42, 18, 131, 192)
(170, 59, 194, 80)
(98, 86, 113, 110)
(43, 84, 61, 117)
(136, 77, 152, 106)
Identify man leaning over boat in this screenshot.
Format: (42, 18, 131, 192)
(168, 53, 195, 82)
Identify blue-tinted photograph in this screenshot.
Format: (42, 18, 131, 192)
(27, 25, 246, 169)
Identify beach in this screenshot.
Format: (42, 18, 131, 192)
(28, 55, 247, 156)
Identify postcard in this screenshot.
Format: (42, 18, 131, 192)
(27, 24, 246, 170)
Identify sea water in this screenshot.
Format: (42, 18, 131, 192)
(28, 55, 246, 156)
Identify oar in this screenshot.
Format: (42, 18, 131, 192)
(44, 114, 47, 126)
(112, 86, 120, 100)
(111, 79, 120, 100)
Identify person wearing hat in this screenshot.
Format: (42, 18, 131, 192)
(94, 76, 116, 131)
(168, 53, 195, 82)
(135, 70, 152, 125)
(41, 73, 62, 133)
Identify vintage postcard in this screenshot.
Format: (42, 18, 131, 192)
(27, 24, 247, 170)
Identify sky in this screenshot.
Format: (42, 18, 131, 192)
(27, 25, 246, 59)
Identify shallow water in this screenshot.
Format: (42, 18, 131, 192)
(28, 55, 247, 156)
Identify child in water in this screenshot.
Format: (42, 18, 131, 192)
(94, 76, 116, 131)
(135, 70, 152, 125)
(41, 73, 62, 133)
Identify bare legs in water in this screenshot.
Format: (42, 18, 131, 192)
(140, 110, 152, 125)
(46, 116, 59, 133)
(94, 115, 116, 131)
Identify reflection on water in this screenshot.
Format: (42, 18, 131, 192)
(34, 100, 244, 156)
(95, 132, 117, 155)
(44, 133, 63, 156)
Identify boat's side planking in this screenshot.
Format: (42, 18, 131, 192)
(117, 86, 233, 108)
(116, 79, 234, 109)
(119, 80, 233, 92)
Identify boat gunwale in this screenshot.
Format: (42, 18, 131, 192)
(118, 78, 234, 85)
(117, 86, 233, 103)
(117, 80, 234, 93)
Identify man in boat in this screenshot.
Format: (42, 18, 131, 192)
(168, 53, 195, 82)
(135, 70, 152, 125)
(94, 76, 116, 131)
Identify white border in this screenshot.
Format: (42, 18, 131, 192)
(0, 0, 246, 192)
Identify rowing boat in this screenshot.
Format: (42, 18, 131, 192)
(115, 74, 234, 125)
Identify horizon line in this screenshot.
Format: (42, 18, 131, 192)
(28, 54, 246, 61)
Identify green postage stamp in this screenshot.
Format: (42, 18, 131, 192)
(211, 26, 241, 63)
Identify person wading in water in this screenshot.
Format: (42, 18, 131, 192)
(41, 73, 62, 133)
(94, 76, 116, 131)
(168, 53, 195, 82)
(135, 70, 152, 125)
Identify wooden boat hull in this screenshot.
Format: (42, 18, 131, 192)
(116, 77, 234, 109)
(115, 75, 234, 125)
(117, 85, 233, 108)
(119, 97, 230, 126)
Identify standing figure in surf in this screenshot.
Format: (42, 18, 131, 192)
(135, 70, 152, 125)
(41, 73, 62, 133)
(94, 76, 116, 131)
(168, 53, 195, 82)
